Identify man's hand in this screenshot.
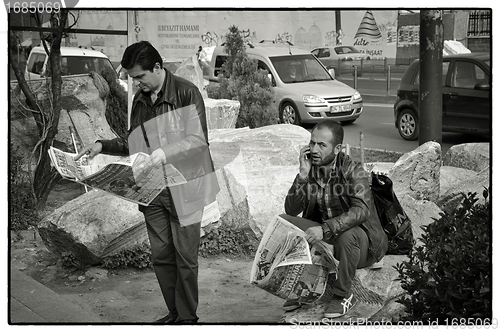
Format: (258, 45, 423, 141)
(74, 141, 102, 161)
(305, 226, 323, 244)
(149, 148, 166, 167)
(298, 145, 312, 179)
(132, 148, 166, 187)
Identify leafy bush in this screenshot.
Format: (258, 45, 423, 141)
(102, 244, 153, 270)
(87, 225, 257, 269)
(395, 190, 491, 323)
(207, 25, 278, 128)
(199, 224, 257, 257)
(10, 144, 39, 231)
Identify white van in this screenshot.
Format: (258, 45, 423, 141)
(206, 42, 363, 125)
(25, 46, 114, 80)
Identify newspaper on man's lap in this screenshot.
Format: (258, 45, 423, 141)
(250, 215, 338, 304)
(48, 146, 187, 206)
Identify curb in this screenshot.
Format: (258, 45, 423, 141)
(361, 94, 396, 104)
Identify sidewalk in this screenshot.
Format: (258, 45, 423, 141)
(9, 268, 103, 324)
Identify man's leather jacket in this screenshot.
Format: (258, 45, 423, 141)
(99, 68, 220, 216)
(284, 152, 388, 261)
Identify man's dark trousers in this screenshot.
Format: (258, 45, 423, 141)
(143, 194, 202, 322)
(280, 214, 376, 297)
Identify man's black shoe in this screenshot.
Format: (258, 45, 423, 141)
(176, 319, 198, 324)
(155, 312, 178, 324)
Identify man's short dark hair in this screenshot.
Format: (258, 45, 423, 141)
(121, 41, 163, 71)
(312, 120, 344, 146)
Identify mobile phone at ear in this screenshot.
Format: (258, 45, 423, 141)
(305, 152, 311, 159)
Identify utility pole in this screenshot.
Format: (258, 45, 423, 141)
(335, 11, 342, 45)
(419, 10, 444, 146)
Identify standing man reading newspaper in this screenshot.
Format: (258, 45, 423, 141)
(75, 41, 219, 324)
(280, 119, 388, 319)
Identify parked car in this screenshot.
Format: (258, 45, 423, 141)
(311, 45, 371, 76)
(394, 52, 491, 140)
(206, 42, 363, 125)
(25, 46, 114, 80)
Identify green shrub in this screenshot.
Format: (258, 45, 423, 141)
(395, 190, 491, 323)
(207, 25, 278, 129)
(10, 144, 39, 231)
(91, 225, 257, 269)
(102, 244, 153, 270)
(199, 224, 257, 257)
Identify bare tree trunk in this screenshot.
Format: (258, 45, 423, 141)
(32, 11, 69, 209)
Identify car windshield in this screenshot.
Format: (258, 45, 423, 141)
(334, 46, 360, 55)
(270, 54, 333, 83)
(61, 56, 114, 76)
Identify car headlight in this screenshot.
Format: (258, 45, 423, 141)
(353, 90, 362, 101)
(303, 95, 327, 104)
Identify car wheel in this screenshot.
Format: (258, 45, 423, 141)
(280, 102, 301, 125)
(397, 109, 419, 140)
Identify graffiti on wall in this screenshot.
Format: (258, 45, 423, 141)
(201, 31, 219, 46)
(274, 32, 293, 44)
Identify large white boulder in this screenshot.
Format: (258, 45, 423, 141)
(38, 189, 148, 265)
(389, 141, 441, 202)
(437, 167, 490, 214)
(209, 124, 311, 235)
(442, 142, 490, 172)
(205, 98, 240, 131)
(399, 196, 443, 247)
(174, 55, 208, 99)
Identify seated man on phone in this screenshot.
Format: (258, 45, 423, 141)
(280, 119, 388, 318)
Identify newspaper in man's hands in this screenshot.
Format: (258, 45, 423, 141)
(250, 215, 337, 304)
(48, 146, 187, 206)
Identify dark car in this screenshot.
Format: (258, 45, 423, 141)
(394, 52, 491, 140)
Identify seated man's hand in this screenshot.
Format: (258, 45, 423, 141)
(305, 226, 323, 244)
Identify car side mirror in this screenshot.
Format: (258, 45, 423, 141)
(474, 82, 490, 91)
(268, 73, 276, 87)
(328, 68, 335, 78)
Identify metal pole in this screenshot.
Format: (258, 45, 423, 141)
(359, 131, 365, 169)
(353, 66, 358, 89)
(335, 11, 342, 45)
(387, 65, 391, 95)
(419, 10, 443, 146)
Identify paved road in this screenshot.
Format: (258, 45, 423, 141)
(303, 103, 491, 156)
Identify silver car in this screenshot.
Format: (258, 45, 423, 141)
(207, 43, 363, 125)
(311, 45, 371, 76)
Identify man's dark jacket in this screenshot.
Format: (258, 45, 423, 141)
(284, 152, 388, 261)
(99, 68, 219, 216)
